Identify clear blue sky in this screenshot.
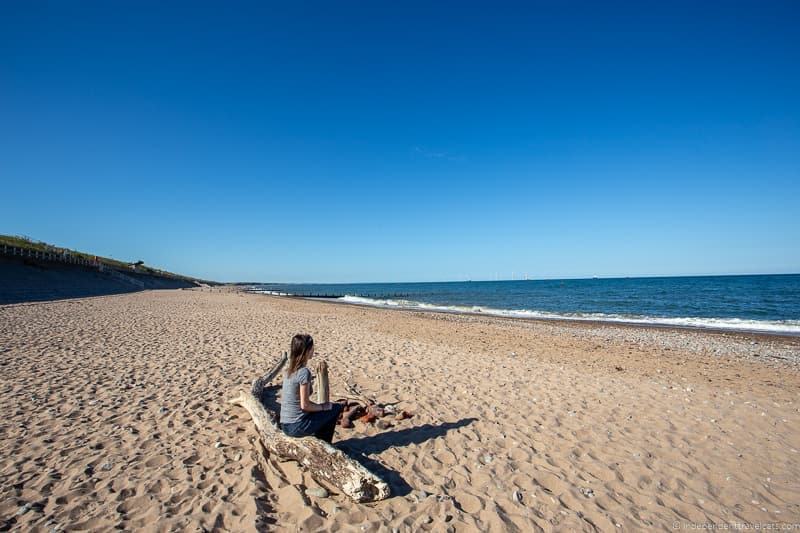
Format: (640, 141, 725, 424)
(2, 1, 798, 283)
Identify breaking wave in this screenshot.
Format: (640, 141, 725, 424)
(338, 295, 800, 335)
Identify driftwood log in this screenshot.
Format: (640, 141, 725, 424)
(228, 353, 390, 503)
(316, 360, 330, 404)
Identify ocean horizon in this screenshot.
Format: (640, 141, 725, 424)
(249, 273, 800, 335)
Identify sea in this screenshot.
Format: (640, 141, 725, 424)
(248, 274, 800, 336)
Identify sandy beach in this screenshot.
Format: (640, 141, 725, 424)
(1, 287, 799, 532)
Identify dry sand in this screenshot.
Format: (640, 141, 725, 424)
(1, 288, 799, 532)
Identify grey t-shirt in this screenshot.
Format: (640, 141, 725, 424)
(280, 367, 313, 424)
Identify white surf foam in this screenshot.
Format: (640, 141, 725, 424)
(338, 295, 800, 335)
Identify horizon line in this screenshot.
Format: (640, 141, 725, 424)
(239, 271, 800, 286)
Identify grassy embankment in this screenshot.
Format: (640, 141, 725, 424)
(0, 234, 217, 285)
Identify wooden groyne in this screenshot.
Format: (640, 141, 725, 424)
(248, 289, 411, 300)
(292, 293, 410, 299)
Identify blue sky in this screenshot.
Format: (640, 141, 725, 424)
(2, 1, 798, 282)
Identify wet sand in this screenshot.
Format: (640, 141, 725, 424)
(1, 288, 799, 531)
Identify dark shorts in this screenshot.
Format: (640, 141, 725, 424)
(282, 403, 344, 441)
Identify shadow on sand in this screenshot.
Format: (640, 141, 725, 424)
(259, 384, 476, 498)
(336, 418, 478, 497)
(336, 418, 478, 455)
(259, 384, 282, 413)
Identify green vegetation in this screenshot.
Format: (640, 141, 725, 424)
(0, 234, 217, 285)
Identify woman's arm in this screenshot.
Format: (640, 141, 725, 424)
(299, 383, 331, 412)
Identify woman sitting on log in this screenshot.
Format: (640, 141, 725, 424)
(280, 334, 344, 443)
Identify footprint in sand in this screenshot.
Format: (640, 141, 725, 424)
(145, 479, 169, 497)
(533, 472, 569, 495)
(144, 455, 169, 468)
(432, 449, 457, 465)
(508, 447, 530, 462)
(453, 491, 483, 514)
(116, 494, 152, 515)
(181, 452, 200, 466)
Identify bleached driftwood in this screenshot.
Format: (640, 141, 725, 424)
(229, 353, 390, 503)
(316, 360, 329, 404)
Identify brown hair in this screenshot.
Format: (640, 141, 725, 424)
(287, 334, 314, 376)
